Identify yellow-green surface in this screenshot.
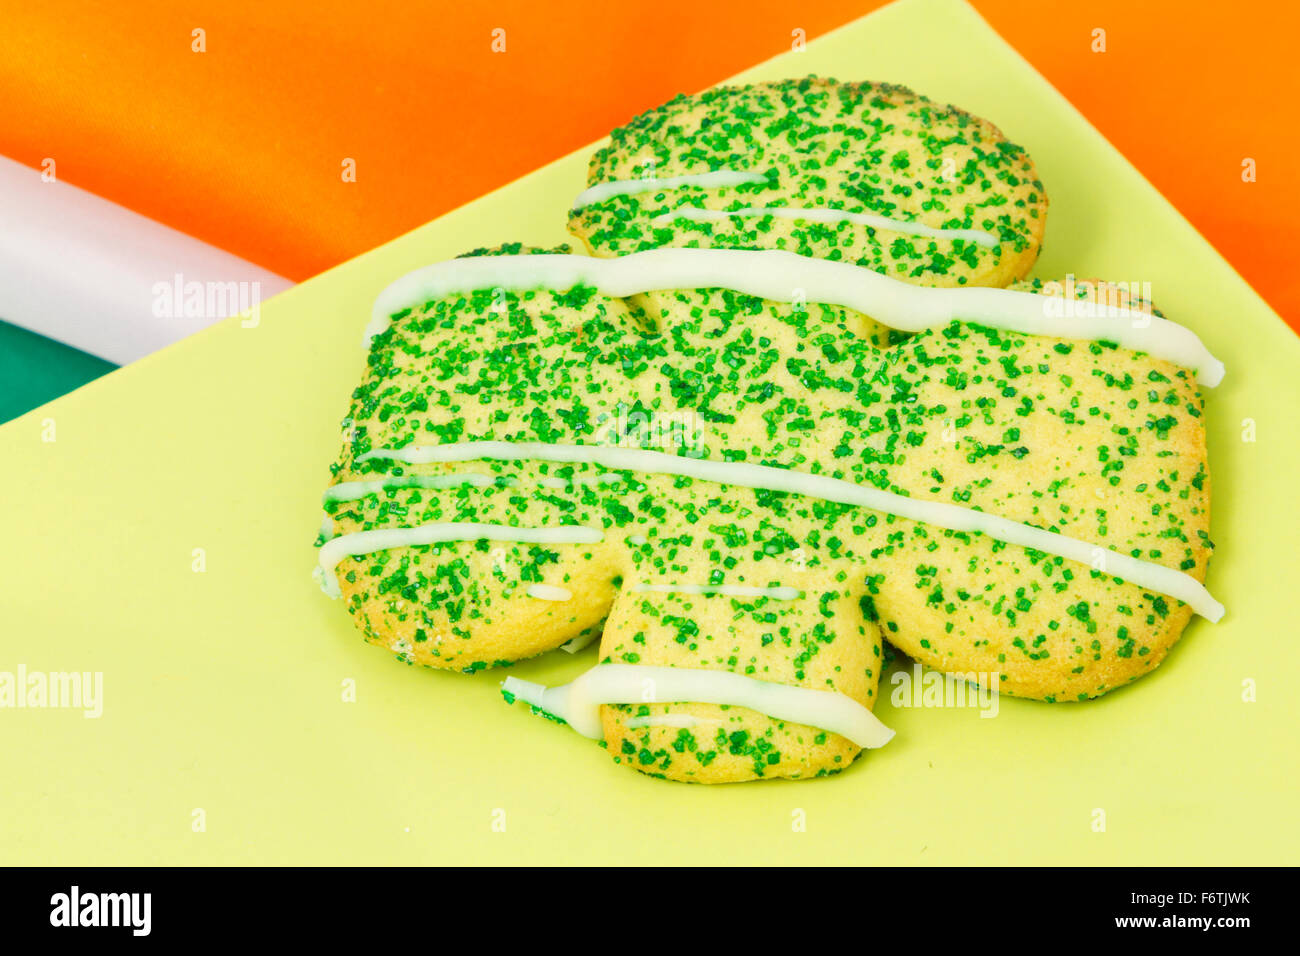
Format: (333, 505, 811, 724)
(2, 0, 1297, 864)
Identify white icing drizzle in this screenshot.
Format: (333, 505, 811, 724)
(654, 204, 999, 248)
(315, 522, 603, 598)
(326, 472, 626, 503)
(502, 663, 894, 748)
(526, 584, 573, 602)
(571, 171, 768, 209)
(365, 248, 1224, 385)
(560, 629, 601, 654)
(323, 472, 494, 503)
(361, 441, 1225, 622)
(633, 583, 801, 600)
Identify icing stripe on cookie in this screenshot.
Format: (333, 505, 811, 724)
(361, 441, 1226, 622)
(571, 171, 768, 209)
(632, 583, 801, 600)
(652, 204, 999, 248)
(502, 663, 894, 748)
(365, 249, 1224, 385)
(526, 584, 573, 602)
(559, 629, 601, 654)
(323, 473, 495, 503)
(324, 472, 623, 503)
(315, 521, 604, 598)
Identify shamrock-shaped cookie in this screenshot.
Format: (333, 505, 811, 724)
(316, 79, 1222, 783)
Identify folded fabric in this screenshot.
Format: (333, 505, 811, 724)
(0, 156, 292, 364)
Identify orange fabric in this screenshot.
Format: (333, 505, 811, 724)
(1, 0, 1296, 326)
